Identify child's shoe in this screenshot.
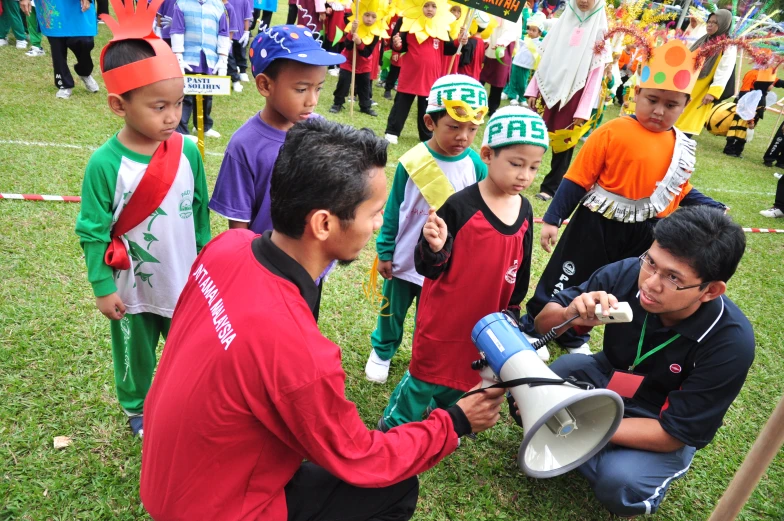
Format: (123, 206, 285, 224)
(509, 99, 520, 106)
(328, 67, 339, 77)
(232, 81, 243, 92)
(329, 104, 343, 113)
(383, 133, 398, 145)
(80, 75, 100, 93)
(16, 39, 27, 49)
(360, 107, 378, 117)
(55, 88, 72, 99)
(760, 206, 784, 218)
(501, 92, 509, 100)
(25, 46, 45, 56)
(383, 90, 393, 100)
(239, 72, 250, 82)
(0, 39, 7, 46)
(364, 349, 391, 384)
(204, 128, 221, 138)
(129, 414, 144, 438)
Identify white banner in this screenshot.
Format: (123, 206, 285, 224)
(183, 75, 232, 96)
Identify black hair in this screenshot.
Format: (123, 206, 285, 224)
(259, 58, 287, 80)
(653, 206, 746, 283)
(428, 110, 447, 124)
(102, 39, 156, 98)
(270, 118, 388, 238)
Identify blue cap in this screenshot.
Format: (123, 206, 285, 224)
(249, 25, 346, 77)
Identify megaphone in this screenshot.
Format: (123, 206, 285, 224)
(471, 313, 624, 479)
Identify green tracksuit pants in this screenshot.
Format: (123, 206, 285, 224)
(0, 0, 26, 41)
(383, 370, 465, 428)
(369, 276, 421, 361)
(110, 313, 170, 415)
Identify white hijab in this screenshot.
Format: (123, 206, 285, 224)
(533, 0, 609, 109)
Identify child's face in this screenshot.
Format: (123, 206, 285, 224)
(480, 144, 543, 195)
(634, 87, 690, 132)
(425, 113, 480, 157)
(423, 2, 437, 19)
(363, 11, 377, 26)
(113, 77, 184, 143)
(450, 6, 462, 19)
(575, 0, 596, 12)
(257, 61, 326, 128)
(526, 25, 541, 38)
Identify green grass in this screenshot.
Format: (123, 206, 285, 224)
(1, 9, 783, 521)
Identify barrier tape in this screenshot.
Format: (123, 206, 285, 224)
(2, 195, 782, 233)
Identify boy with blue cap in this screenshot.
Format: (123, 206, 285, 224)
(210, 25, 345, 237)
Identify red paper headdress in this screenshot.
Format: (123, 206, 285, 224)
(100, 0, 182, 95)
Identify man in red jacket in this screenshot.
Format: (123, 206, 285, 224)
(140, 118, 505, 521)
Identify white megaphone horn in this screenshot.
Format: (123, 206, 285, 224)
(471, 312, 624, 479)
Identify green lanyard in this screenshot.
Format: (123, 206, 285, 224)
(568, 2, 604, 25)
(629, 314, 681, 372)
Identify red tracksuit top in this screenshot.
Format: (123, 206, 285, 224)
(396, 32, 454, 97)
(410, 185, 533, 391)
(140, 230, 459, 521)
(339, 35, 380, 75)
(458, 35, 485, 81)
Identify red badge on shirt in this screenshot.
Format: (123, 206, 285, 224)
(606, 370, 645, 399)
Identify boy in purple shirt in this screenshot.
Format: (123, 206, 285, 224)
(209, 25, 345, 233)
(170, 0, 231, 138)
(228, 0, 253, 90)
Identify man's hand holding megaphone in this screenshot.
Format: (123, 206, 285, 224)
(455, 385, 507, 434)
(560, 291, 620, 329)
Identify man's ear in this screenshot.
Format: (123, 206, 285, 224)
(699, 280, 726, 303)
(306, 209, 333, 242)
(256, 73, 273, 97)
(107, 94, 127, 117)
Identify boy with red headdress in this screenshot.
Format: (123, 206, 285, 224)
(75, 0, 210, 438)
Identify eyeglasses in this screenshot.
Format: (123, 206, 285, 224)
(706, 20, 719, 25)
(638, 252, 708, 291)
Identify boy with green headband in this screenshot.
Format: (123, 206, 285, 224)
(379, 106, 547, 430)
(365, 74, 488, 385)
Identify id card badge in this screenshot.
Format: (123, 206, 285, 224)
(606, 370, 644, 399)
(569, 27, 584, 47)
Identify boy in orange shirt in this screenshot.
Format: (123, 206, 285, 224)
(517, 40, 726, 354)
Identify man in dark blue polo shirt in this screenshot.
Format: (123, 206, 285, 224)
(532, 206, 755, 517)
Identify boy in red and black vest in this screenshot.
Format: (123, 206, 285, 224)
(329, 10, 381, 116)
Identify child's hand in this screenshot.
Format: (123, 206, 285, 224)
(527, 96, 537, 110)
(81, 0, 90, 11)
(353, 33, 362, 45)
(96, 293, 126, 320)
(540, 223, 559, 253)
(326, 6, 333, 14)
(392, 34, 402, 49)
(377, 260, 393, 280)
(423, 208, 447, 253)
(352, 20, 359, 32)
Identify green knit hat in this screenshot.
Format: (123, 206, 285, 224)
(426, 74, 488, 116)
(482, 106, 550, 150)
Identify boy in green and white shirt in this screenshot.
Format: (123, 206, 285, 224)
(75, 10, 209, 437)
(365, 74, 488, 384)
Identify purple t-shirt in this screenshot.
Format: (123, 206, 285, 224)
(228, 0, 252, 39)
(209, 113, 287, 234)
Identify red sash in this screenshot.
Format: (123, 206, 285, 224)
(104, 132, 184, 270)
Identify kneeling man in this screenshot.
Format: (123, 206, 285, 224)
(140, 119, 505, 521)
(532, 206, 754, 517)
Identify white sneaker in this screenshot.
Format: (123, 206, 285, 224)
(328, 68, 339, 77)
(55, 88, 72, 99)
(501, 92, 509, 100)
(522, 331, 549, 362)
(239, 72, 250, 82)
(204, 128, 221, 138)
(760, 207, 784, 218)
(16, 40, 27, 49)
(25, 46, 45, 56)
(509, 99, 520, 106)
(0, 39, 8, 47)
(774, 172, 782, 179)
(232, 81, 243, 92)
(80, 75, 100, 93)
(371, 100, 378, 106)
(568, 344, 593, 355)
(365, 349, 391, 384)
(384, 133, 398, 145)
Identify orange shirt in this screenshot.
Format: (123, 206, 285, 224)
(740, 69, 759, 92)
(564, 116, 692, 217)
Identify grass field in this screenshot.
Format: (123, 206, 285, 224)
(1, 9, 783, 521)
